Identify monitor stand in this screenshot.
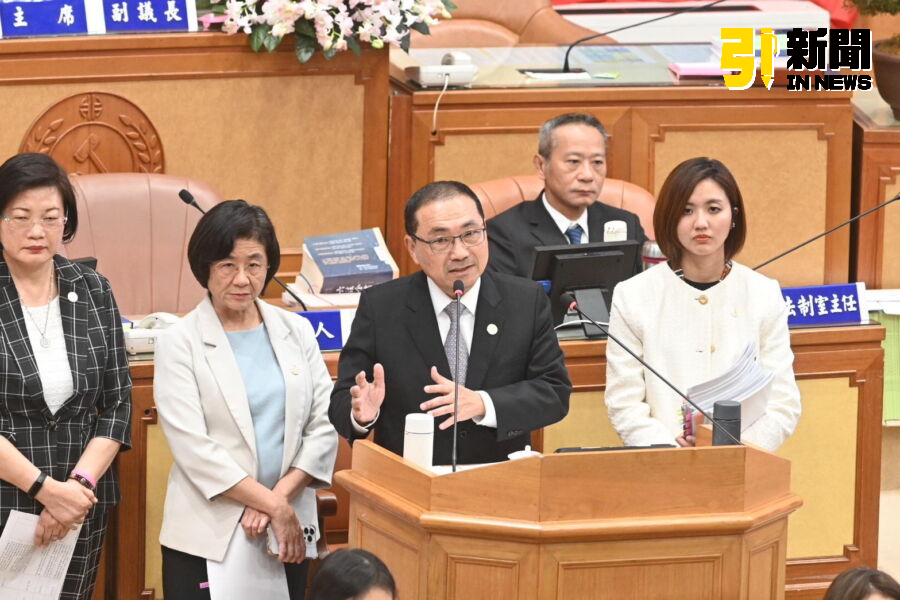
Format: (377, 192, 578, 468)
(555, 287, 610, 340)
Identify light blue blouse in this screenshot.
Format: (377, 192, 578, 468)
(225, 324, 286, 489)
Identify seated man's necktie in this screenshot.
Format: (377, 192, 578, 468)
(565, 224, 584, 245)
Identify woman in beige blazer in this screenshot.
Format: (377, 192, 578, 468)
(154, 200, 337, 600)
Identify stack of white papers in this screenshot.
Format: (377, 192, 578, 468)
(687, 343, 773, 432)
(0, 511, 81, 600)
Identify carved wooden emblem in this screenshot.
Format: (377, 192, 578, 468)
(20, 92, 164, 174)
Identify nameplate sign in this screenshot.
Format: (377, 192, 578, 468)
(297, 309, 356, 352)
(782, 282, 868, 327)
(0, 0, 196, 39)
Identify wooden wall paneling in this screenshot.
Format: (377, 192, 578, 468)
(539, 536, 740, 599)
(386, 89, 414, 274)
(389, 84, 853, 284)
(351, 495, 429, 600)
(116, 361, 155, 599)
(20, 91, 166, 175)
(744, 520, 789, 600)
(631, 99, 853, 287)
(0, 35, 391, 250)
(429, 535, 539, 600)
(357, 50, 392, 232)
(396, 97, 632, 274)
(783, 327, 884, 596)
(852, 115, 900, 288)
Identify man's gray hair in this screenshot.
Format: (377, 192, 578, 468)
(537, 113, 608, 159)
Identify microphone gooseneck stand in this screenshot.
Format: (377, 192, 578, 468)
(451, 279, 465, 472)
(178, 189, 309, 311)
(561, 292, 741, 446)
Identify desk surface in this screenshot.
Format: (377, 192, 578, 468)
(398, 44, 722, 88)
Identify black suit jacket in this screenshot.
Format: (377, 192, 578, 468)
(328, 270, 571, 464)
(487, 192, 648, 278)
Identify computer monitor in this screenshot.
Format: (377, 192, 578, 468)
(530, 240, 641, 338)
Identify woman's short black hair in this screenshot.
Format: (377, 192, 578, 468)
(823, 567, 900, 600)
(187, 199, 280, 289)
(308, 549, 396, 600)
(0, 153, 78, 242)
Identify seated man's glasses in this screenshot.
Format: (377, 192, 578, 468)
(412, 228, 486, 254)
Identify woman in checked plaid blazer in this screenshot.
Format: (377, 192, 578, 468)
(0, 153, 132, 600)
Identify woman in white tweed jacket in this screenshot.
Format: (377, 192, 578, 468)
(605, 158, 800, 452)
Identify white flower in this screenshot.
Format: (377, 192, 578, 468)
(272, 19, 295, 37)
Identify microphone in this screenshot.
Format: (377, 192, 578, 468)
(558, 0, 728, 72)
(451, 279, 464, 472)
(178, 188, 203, 212)
(560, 291, 741, 446)
(178, 189, 309, 311)
(754, 192, 900, 272)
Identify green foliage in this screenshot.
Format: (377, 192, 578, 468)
(880, 32, 900, 53)
(348, 36, 362, 57)
(249, 25, 269, 52)
(238, 0, 458, 63)
(845, 0, 900, 15)
(295, 19, 315, 37)
(263, 31, 281, 52)
(249, 25, 282, 52)
(295, 34, 316, 63)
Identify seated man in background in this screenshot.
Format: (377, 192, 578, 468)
(488, 113, 647, 278)
(329, 181, 571, 465)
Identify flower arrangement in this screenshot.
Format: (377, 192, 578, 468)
(201, 0, 456, 63)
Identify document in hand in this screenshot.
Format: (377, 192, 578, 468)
(0, 510, 82, 600)
(687, 343, 773, 432)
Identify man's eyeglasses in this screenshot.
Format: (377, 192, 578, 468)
(1, 215, 67, 230)
(411, 228, 486, 254)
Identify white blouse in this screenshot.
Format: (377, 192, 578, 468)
(604, 262, 801, 452)
(22, 297, 73, 414)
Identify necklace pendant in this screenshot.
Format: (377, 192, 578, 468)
(40, 337, 50, 349)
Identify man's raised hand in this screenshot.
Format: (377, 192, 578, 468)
(350, 363, 385, 426)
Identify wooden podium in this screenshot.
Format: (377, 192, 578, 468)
(335, 441, 803, 600)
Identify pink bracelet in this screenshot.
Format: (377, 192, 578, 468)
(70, 468, 97, 490)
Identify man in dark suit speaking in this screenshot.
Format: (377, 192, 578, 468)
(487, 113, 647, 278)
(329, 181, 571, 465)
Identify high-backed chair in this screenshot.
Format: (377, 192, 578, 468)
(64, 173, 223, 316)
(472, 174, 656, 239)
(411, 0, 607, 47)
